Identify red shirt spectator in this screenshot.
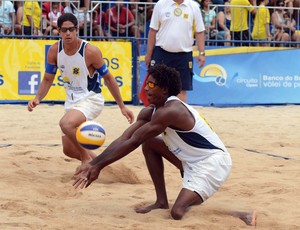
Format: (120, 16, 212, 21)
(42, 2, 64, 20)
(105, 0, 137, 37)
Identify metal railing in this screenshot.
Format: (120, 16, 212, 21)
(204, 3, 300, 47)
(1, 0, 300, 48)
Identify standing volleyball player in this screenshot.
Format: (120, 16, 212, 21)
(145, 0, 206, 102)
(27, 13, 134, 170)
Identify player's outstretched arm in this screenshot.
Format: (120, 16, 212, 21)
(87, 44, 135, 124)
(73, 106, 157, 188)
(102, 70, 134, 124)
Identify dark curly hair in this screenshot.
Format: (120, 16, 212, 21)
(148, 64, 182, 97)
(57, 13, 78, 28)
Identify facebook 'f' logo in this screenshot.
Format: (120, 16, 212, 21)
(18, 71, 41, 95)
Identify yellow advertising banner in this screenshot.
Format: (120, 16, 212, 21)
(0, 39, 132, 102)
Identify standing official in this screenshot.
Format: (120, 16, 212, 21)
(145, 0, 206, 102)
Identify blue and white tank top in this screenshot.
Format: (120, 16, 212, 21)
(57, 39, 101, 108)
(161, 96, 227, 162)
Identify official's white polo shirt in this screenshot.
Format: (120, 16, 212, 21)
(150, 0, 205, 52)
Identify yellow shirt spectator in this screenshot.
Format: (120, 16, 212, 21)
(252, 5, 270, 40)
(230, 0, 255, 32)
(22, 1, 41, 30)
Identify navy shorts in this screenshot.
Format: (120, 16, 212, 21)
(150, 46, 194, 91)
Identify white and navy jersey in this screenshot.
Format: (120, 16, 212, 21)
(161, 96, 227, 163)
(57, 39, 101, 109)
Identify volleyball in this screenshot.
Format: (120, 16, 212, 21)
(76, 121, 106, 150)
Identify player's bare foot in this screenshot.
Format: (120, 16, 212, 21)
(232, 210, 257, 226)
(244, 211, 257, 226)
(135, 202, 169, 214)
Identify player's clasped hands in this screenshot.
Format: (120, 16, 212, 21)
(73, 163, 100, 189)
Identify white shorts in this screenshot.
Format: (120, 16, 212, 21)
(65, 92, 104, 121)
(182, 151, 232, 202)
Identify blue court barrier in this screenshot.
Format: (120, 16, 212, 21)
(139, 46, 300, 106)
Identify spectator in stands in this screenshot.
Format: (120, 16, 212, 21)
(283, 11, 295, 31)
(271, 0, 286, 43)
(129, 0, 153, 35)
(230, 0, 257, 46)
(41, 2, 64, 34)
(22, 1, 42, 36)
(105, 0, 141, 52)
(251, 0, 272, 46)
(269, 0, 293, 15)
(282, 11, 300, 44)
(42, 2, 61, 36)
(0, 0, 15, 35)
(201, 0, 222, 45)
(80, 0, 91, 35)
(271, 0, 299, 46)
(42, 1, 64, 18)
(217, 0, 231, 46)
(47, 2, 61, 24)
(91, 3, 111, 39)
(14, 1, 23, 35)
(105, 0, 140, 38)
(64, 1, 92, 37)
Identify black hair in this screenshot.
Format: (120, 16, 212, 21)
(277, 0, 284, 5)
(200, 0, 205, 8)
(148, 64, 182, 97)
(257, 0, 264, 5)
(57, 13, 78, 28)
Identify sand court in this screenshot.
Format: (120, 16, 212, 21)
(0, 104, 299, 229)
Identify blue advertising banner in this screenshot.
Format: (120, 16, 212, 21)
(139, 47, 300, 106)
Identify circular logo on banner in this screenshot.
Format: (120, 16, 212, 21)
(194, 64, 227, 86)
(174, 8, 182, 16)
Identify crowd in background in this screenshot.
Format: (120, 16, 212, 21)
(201, 0, 300, 46)
(0, 0, 300, 47)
